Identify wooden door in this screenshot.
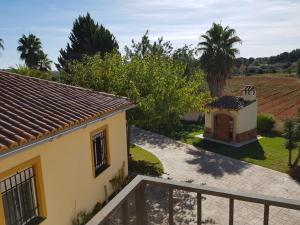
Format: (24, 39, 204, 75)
(214, 114, 232, 141)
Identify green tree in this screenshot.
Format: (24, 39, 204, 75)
(292, 123, 300, 167)
(297, 59, 300, 78)
(68, 52, 211, 131)
(173, 45, 199, 77)
(57, 13, 119, 71)
(125, 30, 173, 59)
(0, 38, 4, 52)
(17, 34, 43, 69)
(283, 120, 298, 167)
(9, 64, 52, 80)
(199, 23, 242, 97)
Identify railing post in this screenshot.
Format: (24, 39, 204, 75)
(264, 204, 269, 225)
(135, 183, 146, 225)
(169, 188, 174, 225)
(122, 200, 129, 225)
(197, 193, 202, 225)
(229, 198, 234, 225)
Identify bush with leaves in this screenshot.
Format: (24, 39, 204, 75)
(257, 114, 275, 134)
(9, 65, 52, 80)
(68, 52, 211, 132)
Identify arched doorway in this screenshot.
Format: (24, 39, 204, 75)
(213, 114, 234, 142)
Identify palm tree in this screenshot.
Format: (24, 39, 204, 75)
(0, 38, 4, 52)
(199, 23, 242, 97)
(17, 34, 42, 69)
(37, 51, 52, 71)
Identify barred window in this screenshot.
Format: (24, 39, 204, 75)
(92, 130, 109, 176)
(0, 167, 44, 225)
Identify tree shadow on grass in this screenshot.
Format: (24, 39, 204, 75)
(129, 159, 163, 176)
(185, 140, 265, 178)
(195, 139, 266, 161)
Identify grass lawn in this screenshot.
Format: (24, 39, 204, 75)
(129, 145, 164, 176)
(163, 122, 298, 173)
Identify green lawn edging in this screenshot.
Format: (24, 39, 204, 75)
(129, 145, 164, 176)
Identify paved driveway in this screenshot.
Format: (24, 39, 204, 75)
(131, 127, 300, 225)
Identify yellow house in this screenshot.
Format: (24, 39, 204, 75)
(0, 71, 135, 225)
(203, 85, 258, 147)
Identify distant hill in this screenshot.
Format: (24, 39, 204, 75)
(225, 74, 300, 123)
(234, 49, 300, 75)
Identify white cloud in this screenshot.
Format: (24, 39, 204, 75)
(111, 0, 300, 57)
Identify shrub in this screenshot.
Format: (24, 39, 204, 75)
(257, 114, 275, 133)
(9, 64, 52, 80)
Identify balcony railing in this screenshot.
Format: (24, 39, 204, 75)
(87, 175, 300, 225)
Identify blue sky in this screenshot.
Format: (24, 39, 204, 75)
(0, 0, 299, 69)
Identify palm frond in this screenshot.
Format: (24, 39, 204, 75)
(198, 23, 242, 96)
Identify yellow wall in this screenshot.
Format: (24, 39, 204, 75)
(0, 112, 128, 225)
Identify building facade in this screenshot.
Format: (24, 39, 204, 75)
(0, 71, 134, 225)
(204, 86, 257, 146)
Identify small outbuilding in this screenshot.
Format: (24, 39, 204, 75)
(203, 85, 258, 146)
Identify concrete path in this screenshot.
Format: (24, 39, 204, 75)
(131, 127, 300, 225)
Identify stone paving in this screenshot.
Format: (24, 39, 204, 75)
(131, 127, 300, 225)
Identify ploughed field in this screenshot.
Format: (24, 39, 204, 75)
(225, 74, 300, 121)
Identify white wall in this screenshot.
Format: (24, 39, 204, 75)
(236, 102, 257, 133)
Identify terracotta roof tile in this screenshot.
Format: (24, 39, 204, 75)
(0, 71, 134, 153)
(209, 96, 255, 110)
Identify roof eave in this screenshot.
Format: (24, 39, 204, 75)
(0, 104, 136, 160)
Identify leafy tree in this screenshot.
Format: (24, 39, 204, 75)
(269, 49, 300, 64)
(68, 52, 211, 131)
(198, 23, 241, 97)
(297, 59, 300, 78)
(0, 38, 4, 52)
(125, 30, 173, 59)
(57, 13, 118, 71)
(234, 49, 300, 76)
(173, 45, 199, 77)
(9, 64, 52, 80)
(17, 34, 43, 68)
(283, 120, 298, 167)
(125, 32, 201, 77)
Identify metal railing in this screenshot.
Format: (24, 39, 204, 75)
(87, 175, 300, 225)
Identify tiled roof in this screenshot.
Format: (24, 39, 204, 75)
(209, 96, 255, 110)
(0, 71, 134, 152)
